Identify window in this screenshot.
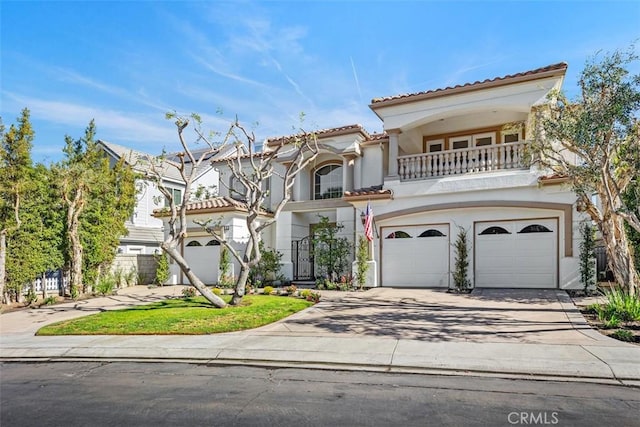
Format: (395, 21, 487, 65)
(385, 231, 412, 239)
(314, 164, 342, 200)
(479, 226, 511, 235)
(518, 224, 552, 233)
(427, 139, 444, 153)
(452, 140, 469, 150)
(206, 240, 221, 246)
(419, 229, 446, 237)
(473, 132, 495, 147)
(503, 133, 519, 143)
(186, 241, 202, 247)
(230, 176, 246, 200)
(164, 188, 182, 207)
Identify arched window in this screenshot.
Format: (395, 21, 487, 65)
(479, 226, 511, 235)
(186, 241, 202, 247)
(518, 224, 553, 233)
(419, 229, 446, 237)
(314, 164, 342, 200)
(385, 231, 412, 239)
(206, 240, 221, 246)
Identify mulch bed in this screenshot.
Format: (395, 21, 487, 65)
(580, 307, 640, 344)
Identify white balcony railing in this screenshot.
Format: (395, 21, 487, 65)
(397, 141, 528, 181)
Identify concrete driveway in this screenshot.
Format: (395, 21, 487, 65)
(257, 287, 613, 345)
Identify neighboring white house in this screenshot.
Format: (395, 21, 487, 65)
(98, 141, 233, 255)
(153, 62, 585, 290)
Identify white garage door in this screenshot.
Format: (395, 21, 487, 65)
(184, 239, 220, 284)
(475, 219, 557, 288)
(381, 224, 449, 287)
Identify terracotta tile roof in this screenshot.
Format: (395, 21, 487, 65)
(153, 196, 272, 217)
(370, 63, 568, 108)
(343, 185, 392, 200)
(362, 132, 388, 144)
(266, 124, 371, 146)
(538, 174, 570, 185)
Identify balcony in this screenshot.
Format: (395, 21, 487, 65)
(397, 141, 528, 181)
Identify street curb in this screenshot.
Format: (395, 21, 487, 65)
(1, 355, 636, 387)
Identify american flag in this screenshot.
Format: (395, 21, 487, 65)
(364, 202, 374, 242)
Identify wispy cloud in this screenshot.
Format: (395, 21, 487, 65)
(3, 91, 174, 145)
(350, 56, 363, 103)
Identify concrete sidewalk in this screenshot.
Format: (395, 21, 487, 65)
(1, 286, 639, 386)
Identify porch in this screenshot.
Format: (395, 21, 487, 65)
(397, 141, 528, 181)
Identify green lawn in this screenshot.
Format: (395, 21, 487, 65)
(37, 295, 313, 335)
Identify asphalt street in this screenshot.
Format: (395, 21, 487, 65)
(1, 362, 638, 427)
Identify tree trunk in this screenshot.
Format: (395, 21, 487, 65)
(68, 217, 83, 297)
(0, 229, 6, 305)
(42, 271, 47, 300)
(230, 264, 251, 306)
(162, 244, 227, 308)
(67, 198, 84, 297)
(600, 214, 639, 297)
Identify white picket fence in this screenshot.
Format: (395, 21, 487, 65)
(23, 270, 68, 295)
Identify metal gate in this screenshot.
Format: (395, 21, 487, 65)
(291, 236, 314, 281)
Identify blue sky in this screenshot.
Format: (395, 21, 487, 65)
(2, 1, 639, 163)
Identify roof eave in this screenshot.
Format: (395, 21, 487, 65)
(370, 64, 568, 110)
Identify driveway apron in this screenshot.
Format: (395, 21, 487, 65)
(257, 288, 616, 345)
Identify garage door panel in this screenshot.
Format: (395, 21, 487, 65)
(382, 224, 449, 287)
(475, 219, 557, 289)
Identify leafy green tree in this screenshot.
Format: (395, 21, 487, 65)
(0, 108, 34, 303)
(532, 47, 640, 296)
(312, 215, 352, 281)
(56, 120, 135, 296)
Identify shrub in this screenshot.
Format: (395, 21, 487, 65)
(579, 222, 596, 292)
(306, 291, 321, 303)
(452, 226, 471, 292)
(249, 242, 283, 285)
(312, 215, 352, 279)
(354, 235, 369, 290)
(603, 287, 640, 321)
(43, 296, 57, 305)
(154, 251, 170, 285)
(25, 287, 38, 305)
(263, 286, 274, 295)
(602, 314, 621, 328)
(124, 268, 137, 287)
(300, 289, 312, 299)
(95, 275, 116, 296)
(610, 329, 634, 342)
(181, 287, 196, 298)
(285, 285, 298, 296)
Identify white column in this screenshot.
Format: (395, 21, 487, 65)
(342, 156, 354, 193)
(275, 211, 293, 280)
(388, 129, 400, 178)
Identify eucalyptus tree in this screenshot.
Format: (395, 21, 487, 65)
(56, 120, 135, 296)
(532, 47, 640, 295)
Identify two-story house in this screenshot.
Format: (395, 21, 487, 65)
(156, 62, 584, 290)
